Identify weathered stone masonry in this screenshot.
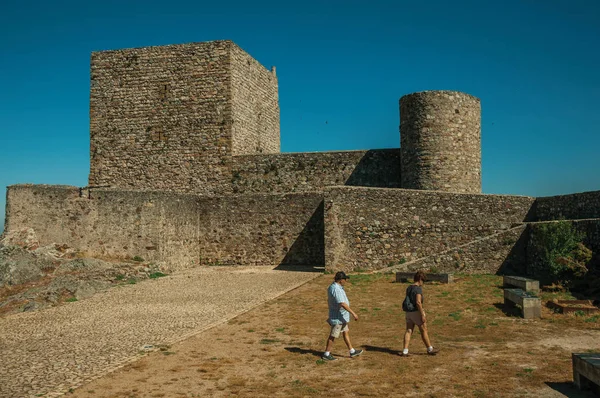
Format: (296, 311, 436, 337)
(89, 40, 280, 195)
(230, 44, 280, 156)
(324, 187, 535, 272)
(5, 185, 323, 269)
(4, 39, 599, 273)
(7, 184, 598, 272)
(400, 91, 481, 193)
(231, 149, 401, 194)
(535, 191, 600, 221)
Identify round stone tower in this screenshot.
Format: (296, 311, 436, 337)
(400, 90, 481, 193)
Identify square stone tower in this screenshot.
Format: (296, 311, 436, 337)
(88, 40, 280, 194)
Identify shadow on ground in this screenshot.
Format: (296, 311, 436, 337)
(284, 347, 322, 358)
(493, 302, 524, 318)
(545, 382, 597, 397)
(273, 264, 323, 273)
(362, 345, 400, 356)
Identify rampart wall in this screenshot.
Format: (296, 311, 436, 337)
(6, 184, 600, 274)
(5, 185, 323, 270)
(324, 186, 536, 271)
(231, 149, 401, 194)
(535, 191, 600, 221)
(384, 219, 600, 275)
(391, 225, 529, 274)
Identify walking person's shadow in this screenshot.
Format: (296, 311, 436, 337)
(362, 345, 430, 356)
(284, 347, 323, 358)
(285, 345, 417, 358)
(362, 345, 400, 355)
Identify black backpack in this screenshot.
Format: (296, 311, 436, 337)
(402, 286, 417, 312)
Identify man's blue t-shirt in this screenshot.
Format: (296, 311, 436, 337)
(327, 282, 350, 325)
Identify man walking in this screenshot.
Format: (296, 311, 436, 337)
(322, 271, 363, 361)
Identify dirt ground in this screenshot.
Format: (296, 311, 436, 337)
(68, 273, 600, 398)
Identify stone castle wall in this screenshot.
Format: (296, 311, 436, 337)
(231, 149, 401, 194)
(400, 91, 481, 193)
(88, 41, 483, 197)
(89, 40, 233, 194)
(6, 184, 599, 273)
(324, 186, 535, 271)
(89, 40, 279, 195)
(5, 185, 323, 269)
(4, 185, 89, 247)
(395, 225, 529, 274)
(230, 44, 280, 155)
(390, 218, 600, 275)
(535, 191, 600, 221)
(5, 40, 598, 276)
(193, 193, 322, 266)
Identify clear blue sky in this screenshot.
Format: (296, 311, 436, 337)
(1, 0, 599, 233)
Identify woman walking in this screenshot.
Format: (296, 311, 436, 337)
(400, 270, 439, 356)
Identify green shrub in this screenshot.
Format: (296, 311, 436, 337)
(527, 221, 592, 285)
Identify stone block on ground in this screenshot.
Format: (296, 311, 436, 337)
(503, 275, 540, 293)
(572, 353, 600, 393)
(503, 288, 541, 319)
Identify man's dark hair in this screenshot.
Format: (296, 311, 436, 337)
(334, 271, 350, 281)
(414, 270, 426, 282)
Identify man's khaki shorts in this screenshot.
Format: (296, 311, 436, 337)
(405, 311, 425, 326)
(329, 323, 349, 338)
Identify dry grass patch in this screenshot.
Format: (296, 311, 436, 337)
(71, 273, 599, 397)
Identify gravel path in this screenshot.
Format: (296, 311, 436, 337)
(0, 266, 319, 398)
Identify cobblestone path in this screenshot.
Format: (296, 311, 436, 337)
(0, 266, 319, 398)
